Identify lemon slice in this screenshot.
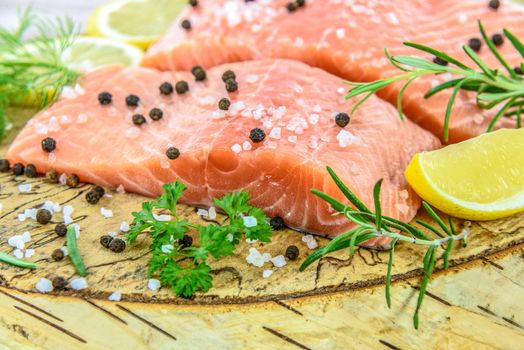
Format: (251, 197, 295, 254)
(61, 36, 143, 70)
(405, 128, 524, 220)
(87, 0, 187, 49)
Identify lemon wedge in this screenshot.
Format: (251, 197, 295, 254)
(87, 0, 187, 49)
(405, 128, 524, 220)
(61, 36, 143, 70)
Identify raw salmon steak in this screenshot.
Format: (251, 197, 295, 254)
(142, 0, 524, 143)
(7, 59, 440, 247)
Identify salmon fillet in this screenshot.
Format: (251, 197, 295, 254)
(142, 0, 524, 143)
(6, 60, 440, 246)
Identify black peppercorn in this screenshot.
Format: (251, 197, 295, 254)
(52, 276, 67, 290)
(52, 249, 64, 261)
(335, 112, 350, 127)
(189, 0, 198, 6)
(181, 19, 191, 30)
(46, 170, 59, 183)
(55, 223, 67, 237)
(249, 128, 266, 143)
(191, 66, 207, 81)
(269, 216, 286, 230)
(109, 238, 126, 253)
(222, 70, 236, 82)
(166, 147, 181, 160)
(433, 56, 448, 66)
(218, 97, 231, 110)
(180, 235, 193, 248)
(492, 33, 504, 46)
(285, 245, 299, 260)
(98, 91, 112, 105)
(225, 79, 238, 92)
(467, 37, 482, 52)
(66, 174, 80, 188)
(514, 66, 523, 75)
(41, 137, 56, 152)
(36, 209, 52, 224)
(100, 235, 113, 248)
(85, 190, 101, 204)
(296, 0, 305, 6)
(175, 80, 189, 94)
(286, 2, 297, 12)
(126, 94, 140, 107)
(488, 0, 500, 10)
(132, 113, 146, 126)
(94, 186, 105, 197)
(12, 163, 24, 176)
(24, 164, 37, 178)
(159, 82, 174, 95)
(149, 108, 164, 121)
(0, 159, 10, 172)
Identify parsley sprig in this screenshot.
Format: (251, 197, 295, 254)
(126, 182, 272, 298)
(300, 167, 471, 329)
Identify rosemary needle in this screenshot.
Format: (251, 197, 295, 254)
(66, 226, 87, 277)
(0, 252, 37, 269)
(345, 21, 524, 142)
(300, 166, 471, 329)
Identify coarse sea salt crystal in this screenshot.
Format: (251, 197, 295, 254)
(153, 213, 171, 221)
(63, 205, 74, 217)
(271, 255, 287, 268)
(36, 278, 53, 293)
(107, 231, 117, 237)
(263, 120, 273, 129)
(148, 278, 161, 291)
(241, 109, 253, 118)
(59, 173, 67, 185)
(313, 104, 322, 113)
(337, 130, 359, 147)
(308, 114, 319, 125)
(302, 235, 318, 249)
(262, 269, 273, 278)
(399, 190, 409, 200)
(246, 248, 265, 267)
(108, 291, 122, 301)
(246, 74, 259, 83)
(197, 208, 208, 216)
(269, 127, 281, 140)
(18, 184, 32, 193)
(18, 214, 26, 222)
(336, 28, 346, 39)
(208, 206, 217, 219)
(243, 216, 258, 228)
(395, 203, 410, 215)
(231, 144, 242, 153)
(161, 244, 174, 253)
(42, 201, 60, 213)
(287, 135, 297, 143)
(160, 159, 171, 169)
(230, 101, 246, 114)
(61, 246, 69, 256)
(24, 208, 37, 220)
(21, 231, 31, 243)
(8, 236, 25, 249)
(212, 109, 226, 119)
(101, 207, 113, 218)
(116, 185, 125, 193)
(77, 114, 88, 124)
(226, 233, 234, 242)
(120, 221, 130, 232)
(25, 249, 35, 258)
(125, 127, 140, 139)
(337, 87, 346, 94)
(70, 278, 88, 290)
(13, 249, 24, 259)
(242, 141, 252, 151)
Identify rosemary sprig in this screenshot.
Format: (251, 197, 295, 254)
(300, 167, 471, 329)
(0, 251, 37, 269)
(0, 7, 79, 138)
(345, 21, 524, 142)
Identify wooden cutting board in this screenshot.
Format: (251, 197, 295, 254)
(0, 109, 523, 349)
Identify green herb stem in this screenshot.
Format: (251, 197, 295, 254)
(66, 226, 87, 277)
(0, 251, 37, 269)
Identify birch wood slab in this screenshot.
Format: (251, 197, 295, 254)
(0, 110, 523, 349)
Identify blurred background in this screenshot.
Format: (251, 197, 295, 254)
(0, 0, 106, 29)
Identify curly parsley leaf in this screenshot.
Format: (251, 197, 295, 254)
(126, 180, 273, 298)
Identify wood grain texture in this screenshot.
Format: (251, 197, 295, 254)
(0, 109, 523, 349)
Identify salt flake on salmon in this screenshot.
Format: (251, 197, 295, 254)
(7, 59, 440, 247)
